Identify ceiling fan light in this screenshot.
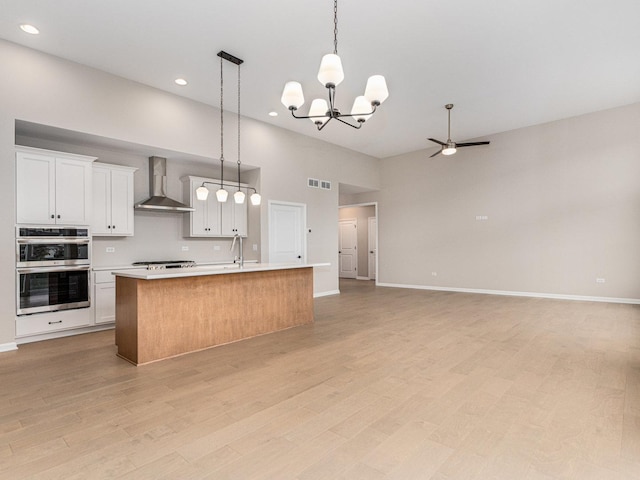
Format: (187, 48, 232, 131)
(234, 190, 246, 204)
(351, 96, 372, 122)
(281, 81, 305, 109)
(364, 75, 389, 105)
(216, 187, 229, 202)
(317, 54, 344, 87)
(250, 192, 262, 206)
(442, 146, 457, 156)
(195, 185, 209, 201)
(308, 99, 329, 125)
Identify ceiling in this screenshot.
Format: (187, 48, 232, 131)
(2, 0, 639, 159)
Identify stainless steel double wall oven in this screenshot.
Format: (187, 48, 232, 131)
(16, 227, 91, 315)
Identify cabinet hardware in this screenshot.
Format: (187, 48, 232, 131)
(48, 320, 63, 325)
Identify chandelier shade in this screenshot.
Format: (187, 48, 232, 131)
(281, 81, 305, 110)
(308, 99, 330, 126)
(351, 96, 373, 122)
(317, 54, 344, 87)
(364, 75, 389, 105)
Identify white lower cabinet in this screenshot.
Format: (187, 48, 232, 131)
(16, 308, 92, 337)
(94, 271, 116, 324)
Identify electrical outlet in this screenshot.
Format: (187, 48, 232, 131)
(253, 244, 258, 251)
(431, 272, 437, 276)
(181, 246, 189, 252)
(214, 245, 221, 251)
(106, 247, 115, 253)
(596, 278, 606, 283)
(475, 215, 489, 221)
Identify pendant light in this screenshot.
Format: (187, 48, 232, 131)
(280, 0, 389, 130)
(197, 51, 261, 206)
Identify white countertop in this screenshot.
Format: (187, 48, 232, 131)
(111, 262, 330, 280)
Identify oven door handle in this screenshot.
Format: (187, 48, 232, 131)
(16, 238, 91, 245)
(17, 266, 91, 274)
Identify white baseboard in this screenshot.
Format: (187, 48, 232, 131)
(376, 282, 640, 305)
(314, 289, 340, 298)
(356, 276, 371, 281)
(0, 342, 18, 353)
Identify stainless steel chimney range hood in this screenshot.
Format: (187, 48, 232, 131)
(135, 156, 194, 212)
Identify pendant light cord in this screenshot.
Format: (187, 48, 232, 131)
(237, 62, 241, 191)
(333, 0, 338, 55)
(219, 55, 224, 185)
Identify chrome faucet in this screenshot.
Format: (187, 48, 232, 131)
(230, 234, 244, 268)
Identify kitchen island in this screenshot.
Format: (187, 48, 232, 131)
(113, 263, 328, 365)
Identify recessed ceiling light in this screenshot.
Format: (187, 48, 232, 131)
(20, 24, 40, 35)
(175, 78, 188, 86)
(268, 111, 278, 117)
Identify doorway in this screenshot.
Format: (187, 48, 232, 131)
(338, 203, 377, 281)
(268, 200, 306, 264)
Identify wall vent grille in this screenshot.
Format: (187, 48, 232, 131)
(308, 178, 319, 188)
(320, 180, 332, 190)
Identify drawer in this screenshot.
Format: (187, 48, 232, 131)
(16, 308, 92, 337)
(94, 271, 116, 284)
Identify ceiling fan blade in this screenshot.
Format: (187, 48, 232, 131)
(430, 149, 442, 158)
(428, 138, 447, 146)
(456, 141, 490, 147)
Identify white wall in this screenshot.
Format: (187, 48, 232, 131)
(0, 40, 380, 346)
(353, 103, 640, 301)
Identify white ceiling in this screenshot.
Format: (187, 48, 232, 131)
(2, 0, 639, 159)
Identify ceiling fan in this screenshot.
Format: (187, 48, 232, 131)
(428, 104, 490, 157)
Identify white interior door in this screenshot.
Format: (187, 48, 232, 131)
(339, 219, 357, 278)
(368, 216, 377, 280)
(269, 201, 306, 264)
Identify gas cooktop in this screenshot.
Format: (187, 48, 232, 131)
(132, 260, 197, 270)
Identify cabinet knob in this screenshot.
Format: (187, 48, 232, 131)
(107, 225, 111, 229)
(57, 215, 61, 219)
(112, 225, 115, 229)
(51, 214, 55, 219)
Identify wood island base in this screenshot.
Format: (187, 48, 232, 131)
(115, 267, 314, 365)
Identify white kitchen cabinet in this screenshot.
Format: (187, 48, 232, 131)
(182, 176, 249, 238)
(182, 176, 221, 236)
(92, 163, 137, 236)
(221, 190, 248, 236)
(93, 271, 116, 325)
(16, 308, 92, 338)
(16, 146, 95, 225)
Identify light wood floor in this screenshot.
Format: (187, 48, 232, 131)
(1, 280, 639, 479)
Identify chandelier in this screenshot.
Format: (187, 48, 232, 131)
(280, 0, 389, 130)
(196, 51, 261, 205)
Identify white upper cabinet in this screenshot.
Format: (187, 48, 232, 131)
(16, 146, 95, 225)
(221, 191, 248, 237)
(182, 176, 221, 236)
(182, 176, 248, 237)
(92, 162, 137, 236)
